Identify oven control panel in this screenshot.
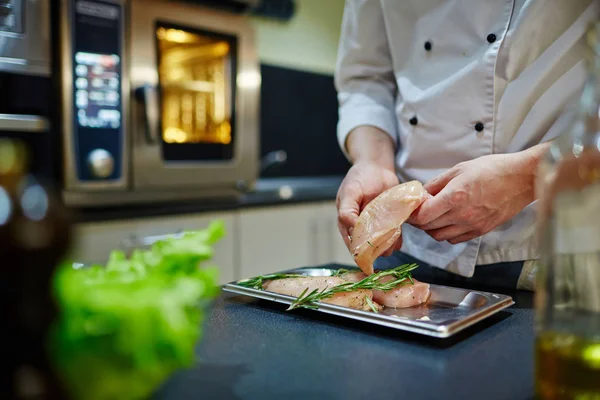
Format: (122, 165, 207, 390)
(67, 0, 125, 185)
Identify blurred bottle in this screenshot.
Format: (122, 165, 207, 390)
(534, 22, 600, 399)
(0, 138, 72, 399)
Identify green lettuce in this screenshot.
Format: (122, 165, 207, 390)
(51, 220, 224, 400)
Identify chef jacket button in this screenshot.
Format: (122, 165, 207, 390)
(487, 33, 497, 43)
(474, 122, 484, 132)
(424, 41, 432, 51)
(409, 116, 418, 125)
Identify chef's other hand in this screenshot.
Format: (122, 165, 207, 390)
(336, 126, 399, 256)
(408, 153, 536, 244)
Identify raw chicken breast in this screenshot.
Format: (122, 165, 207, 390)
(350, 181, 429, 275)
(339, 271, 383, 311)
(263, 276, 374, 311)
(372, 276, 431, 308)
(341, 270, 430, 308)
(340, 271, 368, 283)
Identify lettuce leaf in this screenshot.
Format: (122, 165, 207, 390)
(51, 220, 224, 400)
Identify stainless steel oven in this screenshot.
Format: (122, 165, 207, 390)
(0, 0, 50, 76)
(59, 0, 260, 207)
(0, 0, 54, 182)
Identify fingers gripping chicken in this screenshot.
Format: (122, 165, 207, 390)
(350, 181, 429, 275)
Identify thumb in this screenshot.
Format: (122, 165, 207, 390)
(338, 198, 360, 231)
(337, 186, 361, 232)
(338, 201, 359, 252)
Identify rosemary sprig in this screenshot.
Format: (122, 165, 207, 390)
(331, 268, 349, 277)
(238, 266, 350, 287)
(237, 273, 305, 290)
(287, 263, 419, 311)
(365, 296, 379, 313)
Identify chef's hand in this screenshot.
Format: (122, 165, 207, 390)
(408, 152, 537, 244)
(337, 161, 399, 249)
(336, 126, 399, 255)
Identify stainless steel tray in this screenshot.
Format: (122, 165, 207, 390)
(223, 267, 515, 338)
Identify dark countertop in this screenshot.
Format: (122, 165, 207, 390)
(76, 176, 343, 222)
(154, 264, 536, 400)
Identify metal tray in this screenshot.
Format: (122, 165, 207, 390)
(223, 267, 515, 338)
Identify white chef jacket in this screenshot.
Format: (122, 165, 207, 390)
(335, 0, 598, 277)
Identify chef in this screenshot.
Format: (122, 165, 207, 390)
(335, 0, 597, 290)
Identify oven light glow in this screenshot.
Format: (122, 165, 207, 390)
(164, 127, 190, 144)
(167, 30, 188, 43)
(157, 27, 212, 45)
(217, 122, 232, 144)
(162, 123, 231, 145)
(237, 71, 261, 89)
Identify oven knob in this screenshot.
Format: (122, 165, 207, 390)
(87, 149, 114, 178)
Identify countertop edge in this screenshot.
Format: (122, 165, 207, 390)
(72, 176, 343, 223)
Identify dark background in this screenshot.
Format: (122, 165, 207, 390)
(259, 64, 350, 178)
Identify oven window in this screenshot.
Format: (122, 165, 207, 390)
(156, 23, 237, 161)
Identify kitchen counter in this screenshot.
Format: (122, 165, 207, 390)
(76, 176, 343, 222)
(154, 263, 536, 400)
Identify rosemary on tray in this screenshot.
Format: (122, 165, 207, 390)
(235, 264, 419, 311)
(237, 273, 306, 290)
(287, 263, 418, 311)
(331, 268, 350, 277)
(365, 296, 379, 313)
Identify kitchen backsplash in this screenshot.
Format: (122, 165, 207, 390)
(259, 63, 350, 178)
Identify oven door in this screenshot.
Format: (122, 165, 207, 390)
(130, 0, 260, 190)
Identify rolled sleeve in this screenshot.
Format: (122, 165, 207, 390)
(334, 0, 399, 160)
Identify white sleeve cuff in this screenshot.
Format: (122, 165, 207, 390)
(336, 93, 399, 161)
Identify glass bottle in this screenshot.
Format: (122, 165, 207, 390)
(0, 138, 73, 398)
(534, 22, 600, 399)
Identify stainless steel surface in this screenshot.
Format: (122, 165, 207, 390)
(223, 267, 515, 338)
(130, 0, 260, 189)
(134, 84, 160, 144)
(0, 114, 49, 132)
(59, 0, 260, 206)
(62, 185, 241, 206)
(60, 0, 129, 193)
(87, 149, 115, 178)
(0, 0, 51, 76)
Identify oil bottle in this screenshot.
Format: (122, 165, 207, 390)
(0, 138, 73, 399)
(534, 22, 600, 399)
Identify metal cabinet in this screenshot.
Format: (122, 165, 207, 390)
(238, 203, 321, 278)
(71, 211, 238, 284)
(237, 201, 355, 279)
(316, 202, 355, 266)
(71, 201, 356, 285)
